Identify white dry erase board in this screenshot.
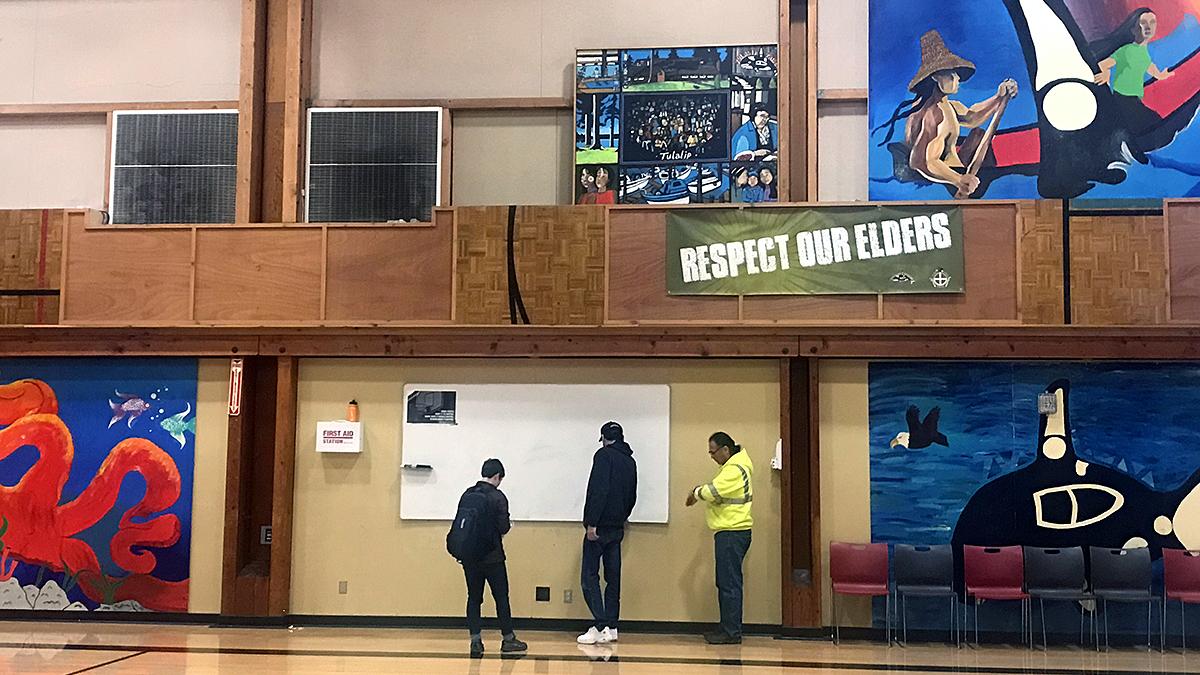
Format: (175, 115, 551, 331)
(400, 384, 670, 522)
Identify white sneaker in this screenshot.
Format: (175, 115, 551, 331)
(577, 627, 603, 644)
(602, 627, 618, 643)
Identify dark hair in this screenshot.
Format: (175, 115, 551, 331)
(481, 458, 505, 479)
(1089, 7, 1154, 63)
(708, 431, 741, 454)
(871, 77, 940, 148)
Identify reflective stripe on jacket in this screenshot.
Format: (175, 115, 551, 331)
(693, 449, 753, 531)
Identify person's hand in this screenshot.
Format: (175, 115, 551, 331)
(685, 491, 698, 507)
(586, 526, 599, 541)
(956, 174, 980, 197)
(1093, 70, 1111, 86)
(998, 78, 1018, 99)
(1161, 69, 1175, 80)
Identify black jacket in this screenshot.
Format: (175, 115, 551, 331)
(583, 441, 638, 529)
(460, 481, 511, 565)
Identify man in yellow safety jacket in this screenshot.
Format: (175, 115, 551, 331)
(686, 431, 753, 645)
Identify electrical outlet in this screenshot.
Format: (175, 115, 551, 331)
(563, 589, 573, 604)
(338, 580, 348, 594)
(535, 586, 550, 602)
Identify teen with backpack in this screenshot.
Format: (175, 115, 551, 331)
(447, 458, 528, 657)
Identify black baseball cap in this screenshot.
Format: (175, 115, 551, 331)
(600, 421, 623, 442)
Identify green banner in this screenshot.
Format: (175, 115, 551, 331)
(666, 206, 964, 295)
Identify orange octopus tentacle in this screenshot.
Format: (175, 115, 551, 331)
(59, 438, 182, 575)
(0, 379, 58, 422)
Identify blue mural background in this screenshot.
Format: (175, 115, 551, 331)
(868, 361, 1200, 638)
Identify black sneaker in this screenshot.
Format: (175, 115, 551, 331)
(704, 631, 742, 645)
(470, 640, 484, 657)
(501, 636, 528, 652)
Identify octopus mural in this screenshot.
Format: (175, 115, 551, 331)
(0, 359, 196, 613)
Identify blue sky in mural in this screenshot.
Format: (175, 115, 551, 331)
(868, 361, 1200, 544)
(868, 1, 1200, 200)
(0, 358, 197, 602)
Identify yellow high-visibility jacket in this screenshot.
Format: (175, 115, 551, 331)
(693, 450, 754, 531)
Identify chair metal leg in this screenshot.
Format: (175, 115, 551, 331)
(1104, 598, 1110, 651)
(1148, 600, 1153, 650)
(901, 593, 908, 646)
(886, 591, 892, 646)
(1039, 598, 1047, 650)
(833, 592, 840, 644)
(974, 598, 979, 647)
(1184, 599, 1188, 653)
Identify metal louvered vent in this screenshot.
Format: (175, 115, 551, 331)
(305, 107, 443, 223)
(109, 110, 238, 224)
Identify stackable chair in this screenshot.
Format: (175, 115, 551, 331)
(1162, 548, 1200, 652)
(1089, 546, 1163, 651)
(1023, 546, 1095, 649)
(962, 545, 1030, 646)
(894, 544, 959, 646)
(829, 542, 891, 644)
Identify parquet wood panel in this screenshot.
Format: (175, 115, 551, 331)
(1018, 200, 1065, 325)
(1070, 212, 1167, 325)
(455, 206, 605, 325)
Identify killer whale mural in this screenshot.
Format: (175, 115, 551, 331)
(869, 361, 1200, 634)
(869, 0, 1200, 200)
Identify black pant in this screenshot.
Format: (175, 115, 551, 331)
(715, 530, 751, 637)
(581, 527, 624, 630)
(463, 561, 513, 638)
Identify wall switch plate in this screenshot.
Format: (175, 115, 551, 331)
(563, 589, 573, 603)
(260, 526, 272, 545)
(338, 580, 348, 594)
(1038, 392, 1057, 415)
(535, 586, 550, 602)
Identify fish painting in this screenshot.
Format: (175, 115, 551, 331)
(107, 392, 150, 429)
(160, 403, 196, 449)
(891, 272, 916, 285)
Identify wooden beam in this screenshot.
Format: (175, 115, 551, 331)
(237, 0, 269, 223)
(0, 101, 238, 118)
(806, 0, 819, 200)
(817, 88, 867, 101)
(779, 357, 822, 628)
(310, 97, 571, 111)
(778, 0, 792, 201)
(268, 356, 298, 615)
(2, 325, 1200, 359)
(786, 0, 812, 201)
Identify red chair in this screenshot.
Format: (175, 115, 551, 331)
(962, 545, 1030, 646)
(829, 542, 891, 644)
(1162, 548, 1200, 651)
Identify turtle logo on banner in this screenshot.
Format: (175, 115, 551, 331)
(930, 268, 952, 289)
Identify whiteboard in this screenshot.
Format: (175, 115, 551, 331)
(401, 384, 670, 522)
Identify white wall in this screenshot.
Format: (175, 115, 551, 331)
(0, 119, 107, 209)
(451, 110, 573, 206)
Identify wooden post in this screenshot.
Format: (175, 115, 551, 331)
(780, 357, 822, 627)
(258, 0, 312, 223)
(236, 0, 268, 223)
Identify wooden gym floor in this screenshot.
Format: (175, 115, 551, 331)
(1, 622, 1198, 674)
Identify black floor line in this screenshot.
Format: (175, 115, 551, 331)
(0, 640, 1189, 674)
(63, 650, 147, 675)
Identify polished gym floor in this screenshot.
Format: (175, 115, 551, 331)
(1, 622, 1198, 674)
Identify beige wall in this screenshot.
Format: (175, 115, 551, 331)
(291, 358, 782, 624)
(189, 359, 230, 614)
(817, 0, 869, 202)
(451, 110, 573, 206)
(817, 359, 871, 626)
(0, 0, 240, 104)
(314, 0, 779, 206)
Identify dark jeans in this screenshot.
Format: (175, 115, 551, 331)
(715, 530, 752, 638)
(581, 527, 624, 630)
(464, 561, 513, 638)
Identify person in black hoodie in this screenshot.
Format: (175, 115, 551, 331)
(577, 421, 638, 645)
(457, 458, 528, 657)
